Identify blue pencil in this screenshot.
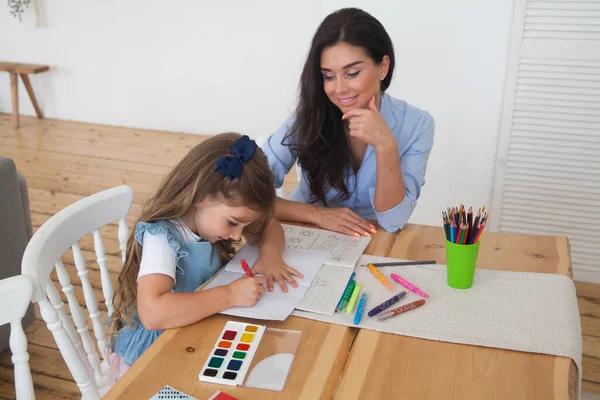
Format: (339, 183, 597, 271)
(354, 293, 367, 325)
(335, 272, 355, 312)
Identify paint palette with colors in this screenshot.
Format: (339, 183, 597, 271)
(199, 321, 265, 386)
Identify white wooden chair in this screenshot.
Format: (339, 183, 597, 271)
(0, 275, 35, 399)
(21, 185, 134, 399)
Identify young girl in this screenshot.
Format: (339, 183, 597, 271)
(108, 133, 280, 381)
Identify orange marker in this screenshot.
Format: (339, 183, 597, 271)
(367, 263, 393, 290)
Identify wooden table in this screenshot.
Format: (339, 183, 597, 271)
(334, 224, 576, 400)
(105, 223, 576, 400)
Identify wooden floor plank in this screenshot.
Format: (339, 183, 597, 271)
(583, 380, 600, 394)
(0, 145, 169, 185)
(28, 187, 143, 220)
(0, 344, 72, 381)
(584, 335, 600, 360)
(0, 365, 80, 400)
(576, 281, 600, 300)
(582, 316, 600, 338)
(1, 127, 195, 168)
(584, 356, 600, 383)
(579, 297, 600, 319)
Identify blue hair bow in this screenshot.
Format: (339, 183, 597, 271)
(215, 135, 258, 180)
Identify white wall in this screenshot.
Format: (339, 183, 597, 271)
(0, 0, 514, 228)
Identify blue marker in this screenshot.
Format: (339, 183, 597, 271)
(335, 272, 356, 312)
(354, 293, 367, 325)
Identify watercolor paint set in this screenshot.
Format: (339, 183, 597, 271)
(199, 321, 265, 386)
(199, 321, 302, 391)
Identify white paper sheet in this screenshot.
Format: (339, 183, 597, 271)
(225, 246, 328, 287)
(203, 269, 306, 321)
(295, 264, 354, 315)
(203, 224, 371, 319)
(203, 246, 329, 320)
(281, 224, 371, 268)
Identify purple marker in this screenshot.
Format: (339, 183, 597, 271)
(367, 291, 407, 317)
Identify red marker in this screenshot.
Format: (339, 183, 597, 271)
(240, 259, 254, 277)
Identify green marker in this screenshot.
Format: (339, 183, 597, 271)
(346, 282, 362, 313)
(337, 279, 356, 312)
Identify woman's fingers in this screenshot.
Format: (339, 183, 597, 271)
(340, 209, 373, 236)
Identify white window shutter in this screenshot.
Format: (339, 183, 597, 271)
(491, 0, 600, 283)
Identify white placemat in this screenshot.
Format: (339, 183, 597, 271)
(292, 255, 583, 398)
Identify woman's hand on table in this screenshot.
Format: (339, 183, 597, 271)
(314, 207, 377, 237)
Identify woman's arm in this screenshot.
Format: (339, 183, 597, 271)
(373, 141, 405, 212)
(274, 197, 320, 225)
(370, 114, 434, 231)
(344, 97, 434, 232)
(260, 118, 297, 190)
(275, 197, 375, 237)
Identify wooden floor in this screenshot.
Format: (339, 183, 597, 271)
(0, 113, 598, 399)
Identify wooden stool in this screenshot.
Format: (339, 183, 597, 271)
(0, 62, 50, 129)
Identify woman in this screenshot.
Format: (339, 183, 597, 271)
(256, 7, 435, 291)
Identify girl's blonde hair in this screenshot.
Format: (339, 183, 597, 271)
(110, 133, 275, 334)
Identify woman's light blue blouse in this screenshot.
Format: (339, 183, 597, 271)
(262, 93, 434, 232)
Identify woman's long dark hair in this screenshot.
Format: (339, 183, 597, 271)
(285, 8, 395, 205)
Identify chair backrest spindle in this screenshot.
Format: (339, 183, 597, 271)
(0, 275, 35, 399)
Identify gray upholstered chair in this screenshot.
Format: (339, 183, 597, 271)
(0, 157, 34, 353)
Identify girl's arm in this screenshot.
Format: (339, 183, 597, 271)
(137, 273, 265, 330)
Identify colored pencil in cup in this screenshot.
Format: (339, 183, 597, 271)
(467, 207, 473, 233)
(474, 219, 487, 243)
(444, 205, 489, 245)
(442, 211, 450, 240)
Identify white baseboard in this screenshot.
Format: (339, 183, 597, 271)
(573, 268, 600, 284)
